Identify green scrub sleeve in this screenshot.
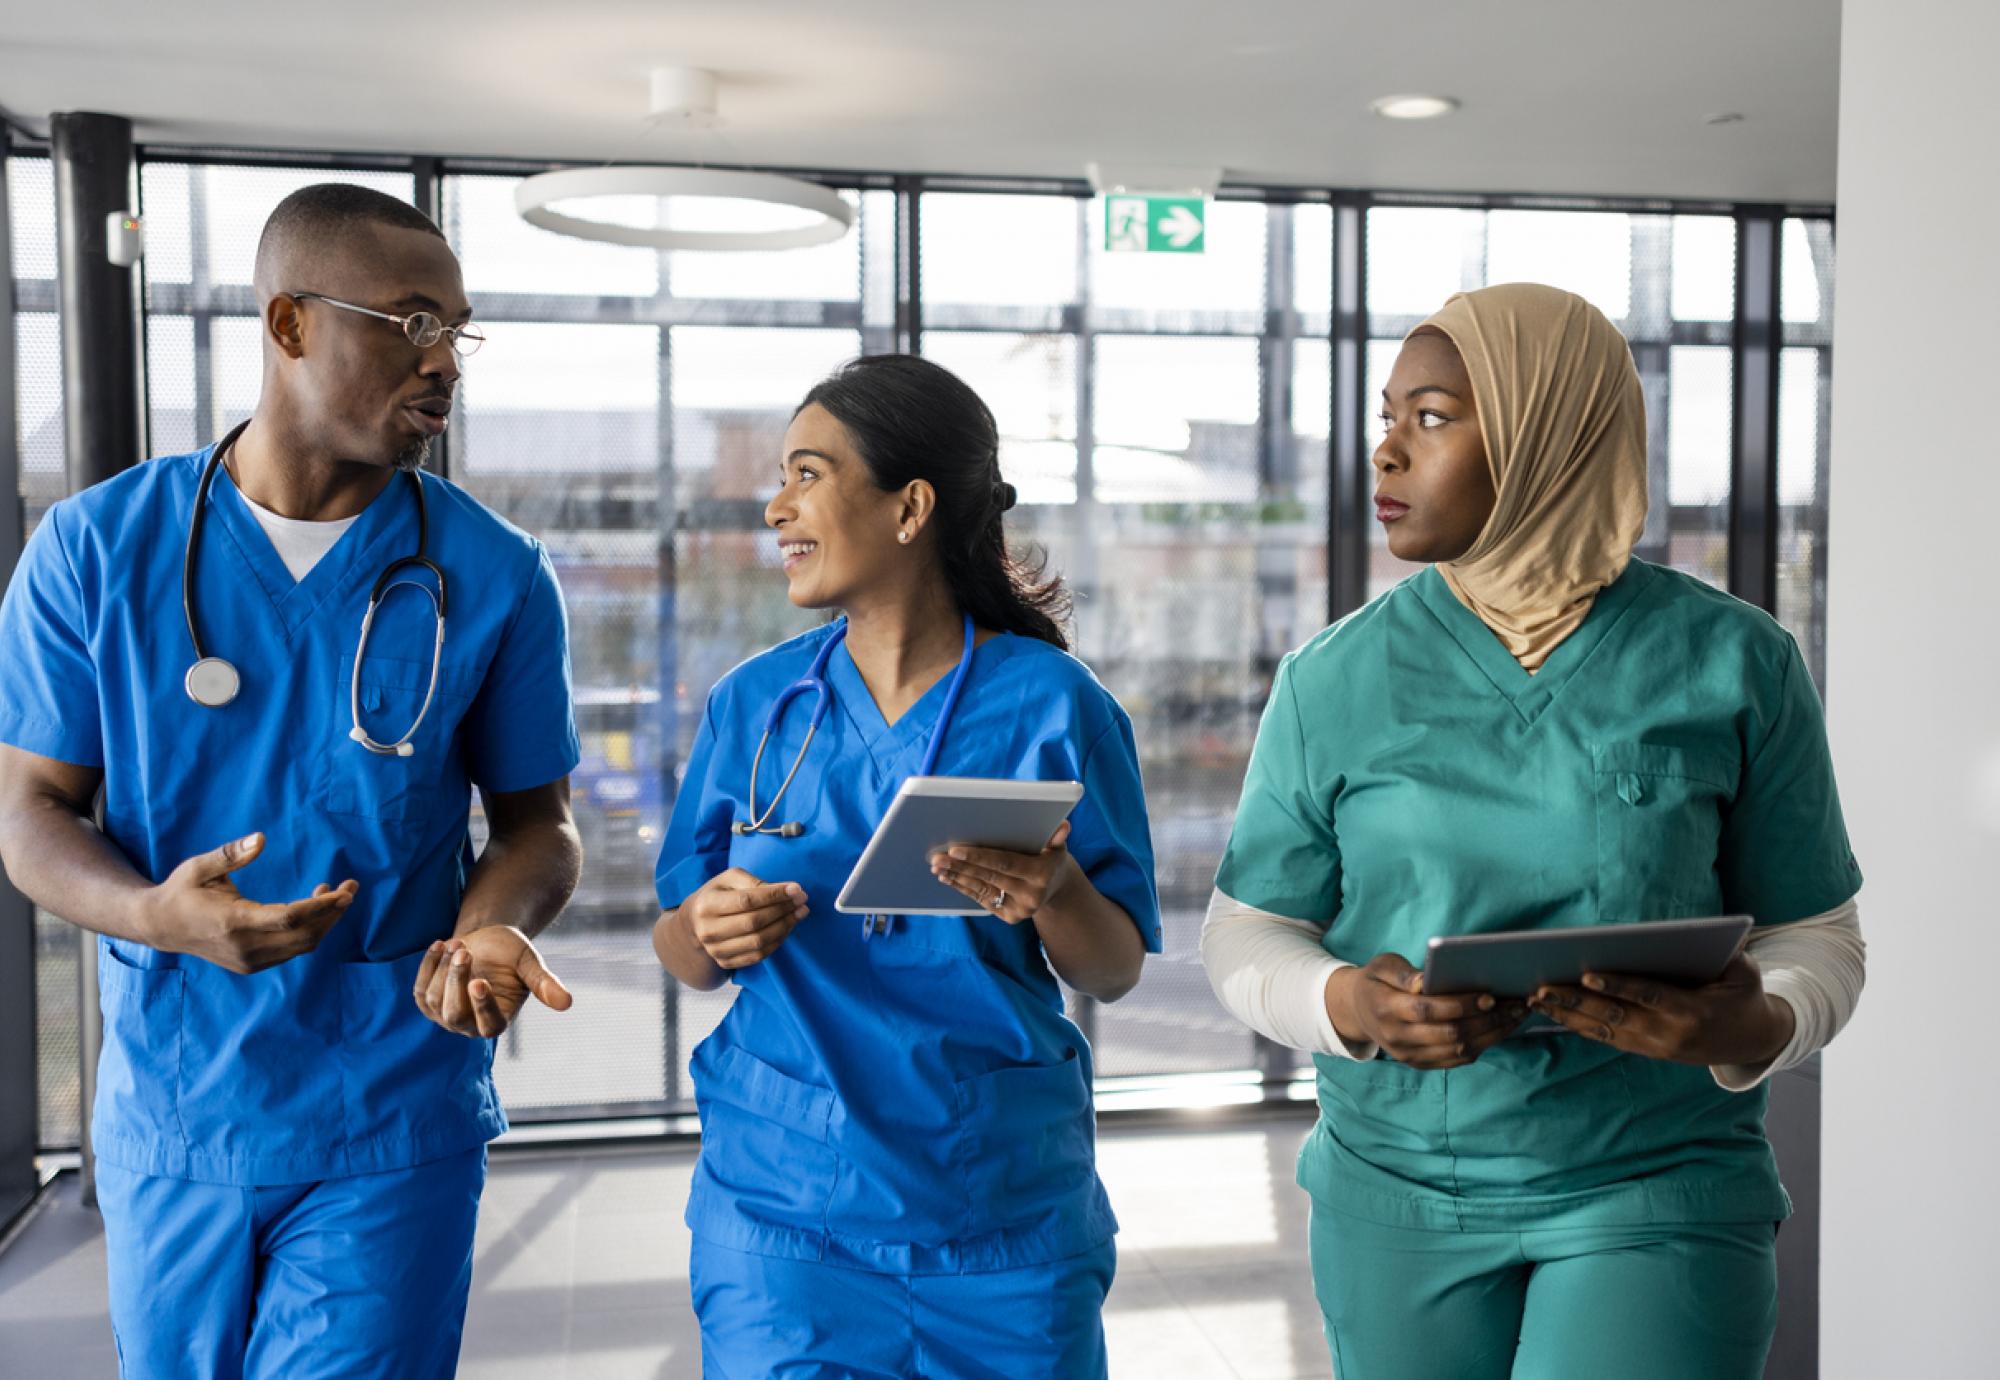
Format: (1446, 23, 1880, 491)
(1716, 638, 1864, 926)
(1214, 656, 1342, 922)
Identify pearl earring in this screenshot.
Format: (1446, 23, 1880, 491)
(898, 530, 911, 544)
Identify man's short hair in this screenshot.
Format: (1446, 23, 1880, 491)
(253, 183, 445, 296)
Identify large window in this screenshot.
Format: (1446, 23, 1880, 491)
(920, 193, 1331, 1077)
(1778, 218, 1836, 689)
(7, 153, 80, 1153)
(1365, 206, 1740, 600)
(441, 175, 892, 1116)
(6, 149, 1836, 1142)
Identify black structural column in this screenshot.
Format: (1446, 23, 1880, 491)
(0, 135, 42, 1236)
(52, 111, 147, 1208)
(1328, 193, 1370, 622)
(894, 175, 922, 355)
(411, 158, 449, 480)
(53, 112, 145, 491)
(1729, 206, 1783, 612)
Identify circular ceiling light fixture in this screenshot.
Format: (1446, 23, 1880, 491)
(515, 167, 854, 252)
(1370, 93, 1461, 121)
(514, 67, 855, 252)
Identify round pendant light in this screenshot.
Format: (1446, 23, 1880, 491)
(514, 67, 852, 253)
(514, 166, 855, 252)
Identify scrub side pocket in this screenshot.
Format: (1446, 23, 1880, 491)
(95, 944, 187, 1150)
(321, 653, 472, 822)
(690, 1039, 840, 1232)
(339, 950, 499, 1154)
(950, 1047, 1095, 1237)
(1590, 743, 1734, 922)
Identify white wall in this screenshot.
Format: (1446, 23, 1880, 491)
(1823, 2, 2000, 1373)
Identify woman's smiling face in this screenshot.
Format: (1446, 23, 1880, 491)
(765, 403, 917, 610)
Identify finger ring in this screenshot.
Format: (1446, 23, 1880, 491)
(993, 888, 1007, 910)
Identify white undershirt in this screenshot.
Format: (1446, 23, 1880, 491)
(238, 492, 359, 583)
(1199, 888, 1865, 1091)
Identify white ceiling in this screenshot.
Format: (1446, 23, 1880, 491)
(0, 0, 1841, 203)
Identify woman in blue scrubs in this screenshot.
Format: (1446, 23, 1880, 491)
(651, 354, 1161, 1379)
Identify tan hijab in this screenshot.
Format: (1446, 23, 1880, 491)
(1414, 282, 1649, 673)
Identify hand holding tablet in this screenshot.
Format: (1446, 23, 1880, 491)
(1422, 915, 1753, 999)
(836, 777, 1083, 916)
(1417, 915, 1796, 1066)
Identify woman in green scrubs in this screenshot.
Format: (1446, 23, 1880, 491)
(1203, 283, 1865, 1379)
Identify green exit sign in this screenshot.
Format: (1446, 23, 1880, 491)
(1105, 195, 1206, 254)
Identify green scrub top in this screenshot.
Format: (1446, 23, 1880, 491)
(1216, 561, 1862, 1232)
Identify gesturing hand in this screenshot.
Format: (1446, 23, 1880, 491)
(680, 868, 809, 970)
(1528, 953, 1795, 1066)
(415, 927, 574, 1039)
(142, 832, 357, 974)
(1327, 953, 1528, 1069)
(928, 820, 1081, 925)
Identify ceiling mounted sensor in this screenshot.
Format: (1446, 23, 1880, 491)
(648, 65, 719, 125)
(1085, 162, 1223, 196)
(513, 67, 854, 252)
(1370, 94, 1460, 121)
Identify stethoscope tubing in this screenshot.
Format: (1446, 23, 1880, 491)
(736, 612, 977, 839)
(184, 422, 447, 755)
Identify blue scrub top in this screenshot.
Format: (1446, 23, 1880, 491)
(0, 443, 581, 1185)
(657, 624, 1162, 1274)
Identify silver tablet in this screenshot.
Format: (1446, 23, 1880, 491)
(1422, 915, 1754, 999)
(834, 776, 1084, 916)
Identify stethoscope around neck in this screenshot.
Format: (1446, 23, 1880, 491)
(734, 611, 978, 839)
(182, 420, 450, 757)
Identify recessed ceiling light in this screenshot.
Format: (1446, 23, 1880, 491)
(1371, 94, 1460, 121)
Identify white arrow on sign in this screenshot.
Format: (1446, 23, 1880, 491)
(1159, 205, 1203, 248)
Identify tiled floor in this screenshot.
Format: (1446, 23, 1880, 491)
(0, 1111, 1331, 1380)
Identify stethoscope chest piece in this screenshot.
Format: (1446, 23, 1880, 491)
(185, 656, 242, 708)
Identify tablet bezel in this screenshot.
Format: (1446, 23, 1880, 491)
(833, 776, 1083, 915)
(1421, 914, 1755, 999)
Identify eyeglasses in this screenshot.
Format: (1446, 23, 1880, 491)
(290, 292, 485, 357)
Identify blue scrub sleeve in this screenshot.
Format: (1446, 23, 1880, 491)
(1717, 639, 1864, 927)
(1213, 657, 1342, 921)
(655, 694, 733, 909)
(0, 507, 104, 768)
(460, 542, 581, 794)
(1067, 711, 1163, 953)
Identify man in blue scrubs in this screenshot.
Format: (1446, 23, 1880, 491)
(0, 184, 583, 1378)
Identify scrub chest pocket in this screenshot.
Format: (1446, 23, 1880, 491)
(321, 653, 475, 821)
(1590, 743, 1733, 921)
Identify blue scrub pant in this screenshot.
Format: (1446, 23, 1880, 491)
(689, 1238, 1115, 1379)
(96, 1147, 486, 1380)
(1308, 1200, 1779, 1380)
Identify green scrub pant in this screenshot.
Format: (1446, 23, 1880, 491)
(1308, 1200, 1778, 1380)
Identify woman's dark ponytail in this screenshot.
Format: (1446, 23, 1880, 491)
(796, 355, 1071, 649)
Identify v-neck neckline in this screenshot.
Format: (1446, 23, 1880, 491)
(198, 448, 416, 640)
(1411, 562, 1654, 726)
(826, 630, 1006, 772)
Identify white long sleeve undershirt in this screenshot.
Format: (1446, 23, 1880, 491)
(1198, 889, 1865, 1090)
